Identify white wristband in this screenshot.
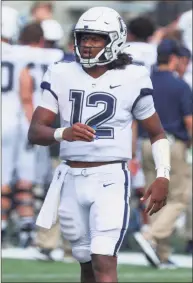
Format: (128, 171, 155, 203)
(152, 139, 171, 180)
(156, 167, 170, 180)
(54, 127, 66, 142)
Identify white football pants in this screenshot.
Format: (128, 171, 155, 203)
(58, 162, 131, 263)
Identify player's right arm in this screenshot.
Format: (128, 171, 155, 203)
(28, 65, 95, 146)
(28, 107, 96, 146)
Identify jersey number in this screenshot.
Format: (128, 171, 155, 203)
(1, 62, 14, 93)
(69, 90, 117, 139)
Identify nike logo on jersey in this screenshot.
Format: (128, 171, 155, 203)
(110, 85, 121, 89)
(103, 183, 115, 187)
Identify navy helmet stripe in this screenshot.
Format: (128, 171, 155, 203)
(113, 162, 129, 256)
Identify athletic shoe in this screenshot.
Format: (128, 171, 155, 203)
(159, 259, 177, 269)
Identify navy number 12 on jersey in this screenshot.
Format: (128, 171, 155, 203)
(69, 90, 117, 139)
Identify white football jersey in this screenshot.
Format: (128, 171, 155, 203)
(18, 46, 64, 108)
(1, 42, 27, 125)
(40, 61, 155, 162)
(128, 42, 157, 74)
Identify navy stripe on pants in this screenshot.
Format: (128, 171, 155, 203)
(113, 162, 129, 256)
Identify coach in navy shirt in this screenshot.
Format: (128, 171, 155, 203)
(137, 39, 192, 269)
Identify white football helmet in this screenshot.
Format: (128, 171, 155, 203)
(74, 7, 127, 68)
(41, 19, 64, 41)
(2, 6, 19, 40)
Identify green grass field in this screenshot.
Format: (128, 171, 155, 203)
(2, 259, 192, 282)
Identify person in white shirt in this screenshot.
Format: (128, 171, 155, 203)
(127, 16, 157, 73)
(15, 22, 64, 247)
(126, 17, 157, 236)
(28, 7, 170, 282)
(1, 5, 24, 245)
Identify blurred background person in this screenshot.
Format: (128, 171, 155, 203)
(14, 22, 45, 248)
(30, 1, 54, 22)
(1, 5, 21, 247)
(125, 16, 157, 252)
(135, 39, 192, 269)
(127, 16, 157, 73)
(176, 45, 192, 255)
(16, 21, 64, 248)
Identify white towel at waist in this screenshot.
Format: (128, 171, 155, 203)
(36, 162, 69, 229)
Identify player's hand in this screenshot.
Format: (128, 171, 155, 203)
(140, 178, 169, 216)
(62, 122, 96, 142)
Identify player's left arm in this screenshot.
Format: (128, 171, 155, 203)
(19, 67, 34, 123)
(139, 112, 170, 216)
(132, 72, 170, 216)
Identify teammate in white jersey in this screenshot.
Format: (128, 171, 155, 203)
(16, 22, 64, 247)
(126, 16, 157, 230)
(127, 17, 157, 73)
(18, 22, 63, 186)
(29, 7, 170, 282)
(18, 21, 64, 254)
(1, 6, 24, 244)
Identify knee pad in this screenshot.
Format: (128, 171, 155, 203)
(14, 187, 34, 209)
(2, 191, 13, 217)
(33, 185, 46, 212)
(59, 209, 82, 242)
(72, 247, 91, 263)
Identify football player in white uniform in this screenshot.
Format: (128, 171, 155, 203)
(29, 7, 170, 282)
(126, 16, 157, 235)
(127, 17, 157, 74)
(1, 5, 23, 244)
(16, 22, 64, 247)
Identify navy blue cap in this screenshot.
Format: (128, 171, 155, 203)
(178, 46, 191, 59)
(157, 39, 181, 56)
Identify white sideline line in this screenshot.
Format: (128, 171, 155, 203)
(2, 247, 192, 268)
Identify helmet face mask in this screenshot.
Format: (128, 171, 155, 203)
(74, 7, 127, 68)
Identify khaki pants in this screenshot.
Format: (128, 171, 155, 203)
(185, 165, 192, 240)
(36, 220, 61, 249)
(142, 139, 191, 262)
(36, 220, 72, 254)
